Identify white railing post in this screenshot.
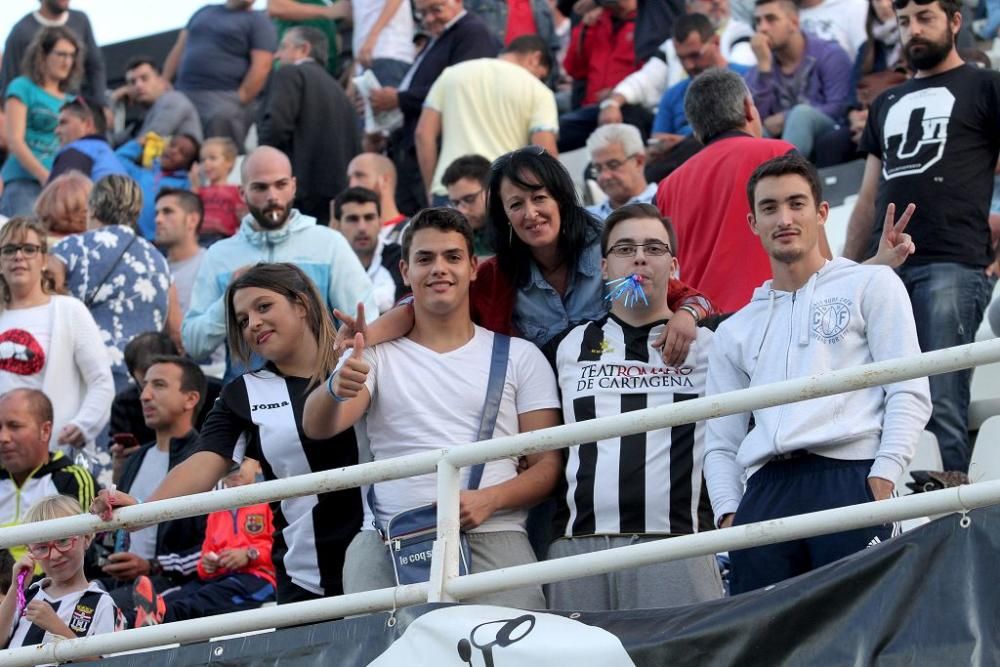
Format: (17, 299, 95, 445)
(428, 460, 461, 603)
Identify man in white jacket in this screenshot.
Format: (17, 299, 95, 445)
(703, 153, 931, 594)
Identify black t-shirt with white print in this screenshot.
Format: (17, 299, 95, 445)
(197, 365, 362, 597)
(860, 64, 1000, 267)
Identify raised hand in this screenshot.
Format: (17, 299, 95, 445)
(333, 302, 368, 355)
(331, 333, 370, 400)
(872, 202, 916, 268)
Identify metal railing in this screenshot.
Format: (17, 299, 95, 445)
(1, 337, 999, 666)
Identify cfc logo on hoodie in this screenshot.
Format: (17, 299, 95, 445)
(812, 298, 853, 344)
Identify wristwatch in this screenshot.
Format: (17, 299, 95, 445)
(247, 547, 260, 563)
(599, 98, 620, 110)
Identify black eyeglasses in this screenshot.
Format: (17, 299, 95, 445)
(448, 189, 483, 208)
(604, 241, 672, 258)
(0, 243, 44, 258)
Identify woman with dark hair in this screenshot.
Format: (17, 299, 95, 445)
(92, 263, 363, 605)
(0, 26, 83, 217)
(476, 147, 710, 361)
(357, 148, 712, 363)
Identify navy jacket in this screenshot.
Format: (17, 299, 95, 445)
(49, 136, 127, 184)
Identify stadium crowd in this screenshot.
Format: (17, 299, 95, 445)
(0, 0, 998, 654)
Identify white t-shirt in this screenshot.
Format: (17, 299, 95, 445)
(362, 326, 560, 533)
(424, 58, 559, 196)
(799, 0, 867, 56)
(0, 301, 54, 392)
(351, 0, 416, 69)
(7, 580, 120, 652)
(128, 446, 170, 560)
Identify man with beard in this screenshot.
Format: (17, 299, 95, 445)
(844, 0, 1000, 474)
(181, 146, 378, 381)
(745, 0, 852, 159)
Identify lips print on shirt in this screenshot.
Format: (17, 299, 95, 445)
(0, 329, 45, 376)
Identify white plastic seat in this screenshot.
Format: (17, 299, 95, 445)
(902, 430, 943, 496)
(969, 362, 1000, 432)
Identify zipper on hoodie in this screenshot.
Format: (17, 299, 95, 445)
(773, 290, 796, 453)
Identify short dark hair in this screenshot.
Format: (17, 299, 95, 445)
(147, 355, 208, 415)
(673, 12, 715, 42)
(60, 97, 108, 136)
(401, 207, 475, 261)
(501, 34, 552, 75)
(601, 203, 677, 256)
(172, 133, 201, 171)
(893, 0, 961, 17)
(0, 388, 54, 425)
(333, 187, 381, 221)
(124, 331, 179, 378)
(441, 154, 491, 188)
(746, 153, 823, 212)
(286, 26, 330, 68)
(125, 56, 161, 75)
(754, 0, 798, 12)
(155, 187, 204, 232)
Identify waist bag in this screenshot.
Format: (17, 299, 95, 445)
(368, 334, 510, 585)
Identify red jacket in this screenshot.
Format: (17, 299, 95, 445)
(657, 132, 795, 313)
(563, 10, 642, 107)
(197, 503, 276, 587)
(471, 256, 713, 337)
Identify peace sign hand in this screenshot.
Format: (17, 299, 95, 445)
(871, 202, 916, 268)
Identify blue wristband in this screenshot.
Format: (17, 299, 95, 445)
(326, 371, 348, 402)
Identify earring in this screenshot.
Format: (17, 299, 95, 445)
(508, 223, 513, 245)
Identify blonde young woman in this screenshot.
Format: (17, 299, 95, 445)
(0, 217, 114, 466)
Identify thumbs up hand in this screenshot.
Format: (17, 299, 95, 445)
(331, 332, 370, 400)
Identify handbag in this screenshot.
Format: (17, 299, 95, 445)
(368, 334, 510, 586)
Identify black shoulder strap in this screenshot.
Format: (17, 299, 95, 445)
(66, 591, 105, 638)
(18, 587, 54, 647)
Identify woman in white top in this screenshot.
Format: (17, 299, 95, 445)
(0, 217, 114, 468)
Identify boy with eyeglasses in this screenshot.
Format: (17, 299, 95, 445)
(547, 202, 723, 611)
(441, 154, 492, 257)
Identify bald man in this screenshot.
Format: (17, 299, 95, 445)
(345, 153, 408, 242)
(0, 389, 98, 555)
(183, 146, 379, 381)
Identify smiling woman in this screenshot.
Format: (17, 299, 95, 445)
(93, 263, 364, 605)
(0, 217, 114, 476)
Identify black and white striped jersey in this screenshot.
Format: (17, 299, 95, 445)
(197, 366, 362, 596)
(555, 314, 715, 537)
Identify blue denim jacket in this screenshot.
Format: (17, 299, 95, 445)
(513, 240, 607, 348)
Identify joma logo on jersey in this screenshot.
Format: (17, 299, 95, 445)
(251, 401, 290, 412)
(812, 298, 853, 344)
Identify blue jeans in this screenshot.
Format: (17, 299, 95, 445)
(369, 58, 411, 89)
(897, 262, 996, 472)
(781, 104, 838, 160)
(0, 178, 42, 217)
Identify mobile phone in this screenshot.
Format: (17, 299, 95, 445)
(111, 433, 140, 450)
(113, 529, 131, 553)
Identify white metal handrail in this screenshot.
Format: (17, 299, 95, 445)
(0, 337, 998, 665)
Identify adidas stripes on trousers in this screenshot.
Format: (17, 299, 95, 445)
(728, 453, 895, 595)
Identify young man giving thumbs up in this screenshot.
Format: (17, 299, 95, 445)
(303, 208, 562, 608)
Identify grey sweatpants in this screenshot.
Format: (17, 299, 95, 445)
(342, 529, 546, 609)
(545, 534, 724, 611)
